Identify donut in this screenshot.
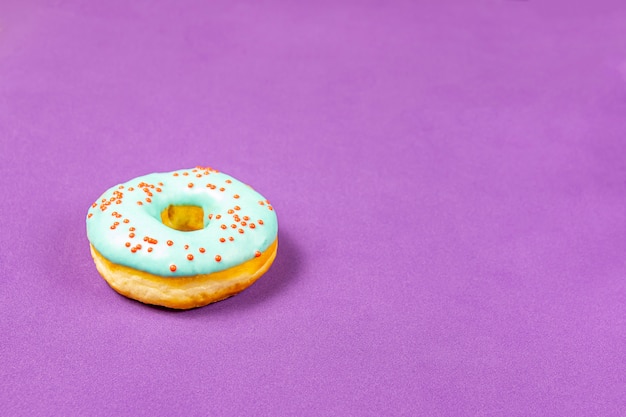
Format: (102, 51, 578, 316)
(86, 166, 278, 309)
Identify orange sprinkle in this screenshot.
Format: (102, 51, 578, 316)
(156, 188, 162, 192)
(184, 244, 189, 249)
(116, 200, 122, 204)
(129, 227, 136, 231)
(225, 180, 232, 184)
(88, 213, 93, 218)
(220, 224, 226, 229)
(128, 187, 134, 191)
(131, 248, 137, 253)
(143, 237, 149, 241)
(234, 206, 240, 211)
(196, 174, 202, 178)
(148, 247, 153, 252)
(238, 229, 244, 234)
(258, 220, 264, 225)
(187, 254, 194, 261)
(228, 209, 234, 214)
(136, 244, 142, 249)
(234, 194, 240, 199)
(199, 248, 206, 253)
(173, 173, 179, 176)
(183, 172, 189, 176)
(219, 187, 225, 192)
(170, 264, 177, 272)
(92, 203, 97, 208)
(110, 225, 116, 230)
(229, 237, 234, 241)
(215, 255, 221, 262)
(208, 214, 213, 219)
(268, 206, 273, 211)
(125, 242, 131, 247)
(167, 240, 173, 246)
(231, 224, 237, 228)
(219, 238, 225, 242)
(249, 223, 256, 229)
(216, 214, 221, 219)
(243, 216, 249, 221)
(123, 219, 129, 223)
(137, 201, 143, 205)
(255, 250, 261, 257)
(188, 183, 194, 188)
(240, 221, 247, 226)
(158, 182, 163, 186)
(129, 233, 135, 238)
(146, 198, 151, 203)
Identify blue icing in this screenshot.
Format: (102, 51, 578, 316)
(86, 167, 278, 277)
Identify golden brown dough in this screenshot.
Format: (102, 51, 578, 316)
(90, 239, 278, 309)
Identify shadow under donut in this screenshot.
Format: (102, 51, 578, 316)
(238, 229, 303, 307)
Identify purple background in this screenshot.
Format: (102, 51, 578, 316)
(1, 0, 625, 415)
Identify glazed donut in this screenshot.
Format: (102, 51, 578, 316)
(86, 166, 278, 309)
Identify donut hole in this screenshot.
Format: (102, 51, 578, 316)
(160, 205, 205, 232)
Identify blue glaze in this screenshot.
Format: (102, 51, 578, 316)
(86, 167, 278, 276)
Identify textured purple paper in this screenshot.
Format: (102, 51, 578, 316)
(1, 1, 625, 416)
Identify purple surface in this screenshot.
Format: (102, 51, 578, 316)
(1, 0, 625, 415)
